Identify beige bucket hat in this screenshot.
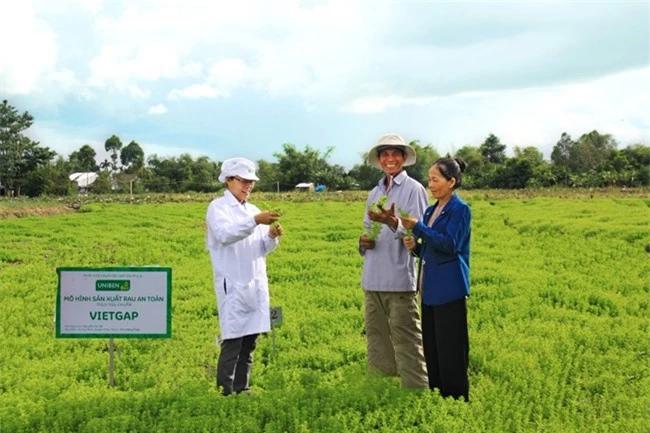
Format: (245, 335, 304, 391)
(367, 133, 417, 169)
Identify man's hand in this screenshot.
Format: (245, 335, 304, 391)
(368, 203, 398, 229)
(255, 211, 281, 225)
(269, 223, 284, 239)
(359, 233, 376, 250)
(403, 235, 416, 251)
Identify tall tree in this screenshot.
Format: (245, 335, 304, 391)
(550, 132, 576, 186)
(574, 130, 617, 172)
(551, 132, 574, 167)
(69, 144, 98, 172)
(0, 100, 55, 196)
(120, 140, 145, 173)
(480, 133, 507, 164)
(104, 134, 123, 172)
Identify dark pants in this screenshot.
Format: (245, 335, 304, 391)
(421, 298, 469, 401)
(217, 334, 259, 396)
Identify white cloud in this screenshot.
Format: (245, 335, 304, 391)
(207, 58, 250, 95)
(0, 0, 58, 95)
(168, 84, 225, 100)
(88, 43, 180, 88)
(69, 0, 102, 16)
(418, 67, 650, 157)
(46, 68, 79, 92)
(127, 85, 151, 99)
(182, 62, 204, 78)
(141, 141, 207, 160)
(343, 96, 436, 114)
(148, 103, 167, 115)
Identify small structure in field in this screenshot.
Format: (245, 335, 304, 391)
(69, 172, 98, 192)
(295, 182, 315, 192)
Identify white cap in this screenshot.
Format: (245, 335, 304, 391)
(218, 157, 260, 183)
(367, 133, 417, 169)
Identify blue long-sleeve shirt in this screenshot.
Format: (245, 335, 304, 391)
(411, 193, 471, 305)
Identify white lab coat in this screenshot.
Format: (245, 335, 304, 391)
(206, 190, 279, 340)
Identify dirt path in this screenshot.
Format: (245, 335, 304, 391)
(0, 205, 76, 219)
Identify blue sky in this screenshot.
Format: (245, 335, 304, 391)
(1, 0, 648, 170)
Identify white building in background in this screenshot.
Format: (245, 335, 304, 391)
(295, 182, 314, 192)
(69, 172, 98, 192)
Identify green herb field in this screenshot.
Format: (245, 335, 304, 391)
(1, 193, 648, 433)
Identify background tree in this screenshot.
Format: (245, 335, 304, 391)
(120, 140, 145, 174)
(314, 163, 353, 190)
(185, 155, 220, 192)
(273, 144, 333, 191)
(0, 100, 55, 196)
(68, 144, 98, 172)
(455, 145, 486, 188)
(550, 132, 575, 186)
(480, 133, 507, 164)
(89, 171, 112, 194)
(104, 135, 123, 172)
(24, 157, 77, 197)
(619, 144, 650, 186)
(574, 130, 617, 172)
(348, 156, 382, 191)
(406, 140, 441, 186)
(492, 146, 545, 189)
(99, 159, 112, 171)
(255, 159, 280, 192)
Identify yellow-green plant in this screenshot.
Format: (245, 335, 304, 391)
(366, 195, 388, 240)
(259, 201, 283, 227)
(397, 207, 412, 236)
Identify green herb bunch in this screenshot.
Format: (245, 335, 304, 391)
(398, 207, 412, 236)
(259, 202, 283, 227)
(366, 195, 388, 240)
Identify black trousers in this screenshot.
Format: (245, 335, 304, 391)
(421, 297, 469, 401)
(217, 334, 258, 396)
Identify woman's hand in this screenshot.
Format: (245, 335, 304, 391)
(403, 235, 416, 251)
(269, 223, 284, 239)
(400, 216, 418, 230)
(255, 211, 281, 225)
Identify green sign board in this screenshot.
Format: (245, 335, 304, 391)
(56, 267, 172, 338)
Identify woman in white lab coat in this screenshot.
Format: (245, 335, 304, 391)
(206, 157, 283, 396)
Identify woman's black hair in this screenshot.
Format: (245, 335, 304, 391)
(432, 156, 467, 189)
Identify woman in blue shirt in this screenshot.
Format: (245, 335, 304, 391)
(400, 157, 471, 401)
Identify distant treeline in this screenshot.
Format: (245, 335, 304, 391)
(1, 99, 648, 197)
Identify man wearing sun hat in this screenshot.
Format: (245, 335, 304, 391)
(359, 133, 429, 389)
(207, 157, 283, 396)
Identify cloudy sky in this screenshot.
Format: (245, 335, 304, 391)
(1, 0, 648, 169)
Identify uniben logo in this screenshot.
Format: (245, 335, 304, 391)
(96, 280, 131, 291)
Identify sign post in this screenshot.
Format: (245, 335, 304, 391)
(109, 338, 115, 387)
(56, 267, 172, 386)
(269, 306, 283, 360)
